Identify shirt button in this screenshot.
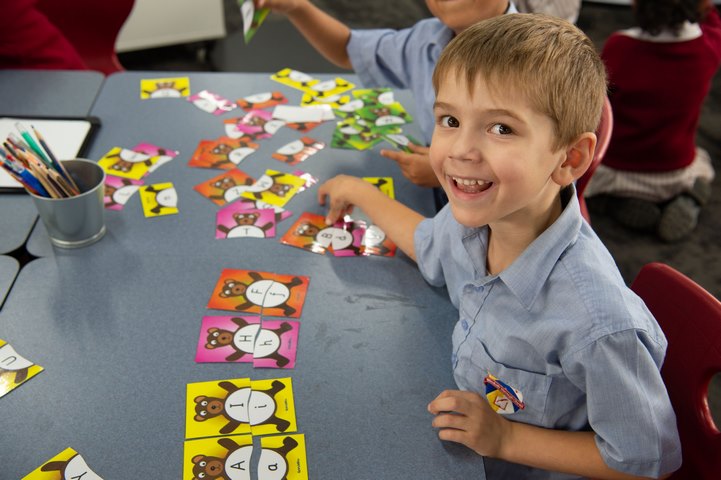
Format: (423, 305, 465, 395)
(477, 285, 484, 292)
(461, 319, 469, 331)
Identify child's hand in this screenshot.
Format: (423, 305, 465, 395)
(317, 174, 374, 225)
(254, 0, 306, 14)
(428, 389, 511, 458)
(380, 143, 440, 188)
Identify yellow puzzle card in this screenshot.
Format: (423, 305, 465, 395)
(140, 76, 191, 99)
(139, 182, 178, 217)
(186, 378, 253, 439)
(259, 434, 308, 480)
(270, 68, 319, 92)
(300, 92, 352, 109)
(183, 434, 253, 480)
(304, 77, 356, 98)
(0, 338, 43, 398)
(363, 177, 395, 199)
(22, 447, 102, 479)
(249, 377, 297, 436)
(240, 170, 305, 208)
(98, 147, 158, 180)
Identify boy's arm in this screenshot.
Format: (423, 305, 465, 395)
(429, 390, 671, 480)
(256, 0, 352, 69)
(317, 175, 424, 260)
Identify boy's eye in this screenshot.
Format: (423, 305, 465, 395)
(490, 123, 513, 135)
(439, 115, 459, 128)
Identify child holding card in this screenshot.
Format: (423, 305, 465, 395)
(253, 0, 517, 188)
(317, 14, 680, 479)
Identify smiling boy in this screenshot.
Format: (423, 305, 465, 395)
(318, 14, 681, 480)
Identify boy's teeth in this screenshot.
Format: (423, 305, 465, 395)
(453, 176, 484, 186)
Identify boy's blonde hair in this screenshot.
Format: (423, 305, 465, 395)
(432, 13, 607, 151)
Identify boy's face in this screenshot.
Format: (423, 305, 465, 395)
(430, 71, 567, 230)
(425, 0, 509, 34)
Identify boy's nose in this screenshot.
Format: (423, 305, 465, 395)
(449, 131, 483, 162)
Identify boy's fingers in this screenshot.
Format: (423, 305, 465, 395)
(408, 142, 429, 154)
(380, 149, 412, 165)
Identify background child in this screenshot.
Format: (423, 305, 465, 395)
(586, 0, 721, 242)
(254, 0, 517, 189)
(318, 14, 681, 479)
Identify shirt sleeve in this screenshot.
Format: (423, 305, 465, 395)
(346, 26, 415, 90)
(414, 212, 448, 288)
(561, 329, 682, 478)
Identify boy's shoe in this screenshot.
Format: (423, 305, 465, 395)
(657, 195, 701, 243)
(611, 197, 662, 231)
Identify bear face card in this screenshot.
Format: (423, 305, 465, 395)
(207, 269, 309, 318)
(22, 447, 101, 480)
(131, 142, 179, 174)
(188, 136, 259, 170)
(216, 206, 277, 239)
(182, 434, 253, 480)
(271, 137, 325, 166)
(194, 169, 256, 206)
(186, 378, 253, 439)
(188, 89, 237, 115)
(237, 91, 288, 111)
(0, 339, 43, 398)
(259, 434, 308, 480)
(239, 170, 305, 208)
(98, 147, 156, 180)
(280, 213, 364, 256)
(140, 76, 190, 99)
(139, 183, 178, 217)
(270, 68, 319, 92)
(104, 175, 143, 211)
(248, 377, 297, 436)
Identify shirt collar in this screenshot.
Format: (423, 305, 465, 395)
(497, 185, 582, 309)
(620, 21, 702, 42)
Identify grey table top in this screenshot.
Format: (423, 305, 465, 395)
(4, 71, 485, 478)
(0, 70, 105, 255)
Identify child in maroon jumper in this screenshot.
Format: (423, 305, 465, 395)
(586, 0, 721, 242)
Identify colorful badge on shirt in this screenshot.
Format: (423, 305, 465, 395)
(484, 373, 525, 414)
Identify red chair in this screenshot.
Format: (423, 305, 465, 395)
(631, 262, 721, 479)
(36, 0, 135, 75)
(577, 95, 613, 223)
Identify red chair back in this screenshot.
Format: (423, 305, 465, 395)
(36, 0, 135, 75)
(578, 95, 613, 222)
(631, 262, 721, 479)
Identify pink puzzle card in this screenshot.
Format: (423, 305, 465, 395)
(216, 205, 277, 239)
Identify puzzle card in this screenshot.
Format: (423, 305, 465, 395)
(132, 143, 179, 173)
(22, 447, 101, 480)
(188, 89, 237, 115)
(382, 133, 421, 153)
(270, 68, 319, 91)
(237, 91, 288, 111)
(233, 109, 286, 140)
(193, 169, 255, 206)
(188, 136, 259, 170)
(216, 206, 277, 239)
(292, 170, 318, 193)
(331, 118, 384, 151)
(240, 0, 270, 43)
(356, 102, 413, 130)
(183, 435, 253, 480)
(0, 339, 43, 398)
(258, 434, 309, 480)
(98, 147, 154, 180)
(139, 182, 178, 217)
(249, 377, 297, 436)
(186, 378, 253, 439)
(280, 212, 363, 256)
(104, 175, 143, 210)
(304, 77, 355, 98)
(363, 177, 395, 199)
(140, 76, 190, 99)
(272, 137, 325, 166)
(283, 120, 322, 132)
(196, 315, 260, 363)
(352, 87, 395, 105)
(300, 92, 352, 109)
(252, 319, 299, 369)
(360, 224, 397, 257)
(229, 198, 293, 223)
(240, 170, 306, 207)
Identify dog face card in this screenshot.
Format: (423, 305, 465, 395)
(272, 137, 325, 166)
(186, 378, 253, 439)
(194, 169, 256, 206)
(270, 68, 319, 92)
(104, 175, 143, 211)
(239, 170, 305, 207)
(140, 76, 190, 99)
(207, 269, 309, 318)
(216, 206, 277, 239)
(280, 213, 363, 256)
(182, 435, 253, 480)
(259, 434, 309, 480)
(132, 143, 179, 173)
(363, 177, 394, 199)
(188, 89, 237, 115)
(248, 377, 296, 436)
(196, 315, 261, 363)
(237, 91, 288, 111)
(0, 339, 43, 398)
(98, 147, 155, 180)
(188, 137, 259, 170)
(22, 447, 102, 480)
(139, 183, 178, 217)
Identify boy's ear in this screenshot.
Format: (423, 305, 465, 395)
(552, 132, 597, 187)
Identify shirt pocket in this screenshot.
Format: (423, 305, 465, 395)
(468, 339, 552, 426)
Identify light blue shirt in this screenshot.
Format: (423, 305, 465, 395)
(414, 187, 681, 479)
(346, 4, 518, 144)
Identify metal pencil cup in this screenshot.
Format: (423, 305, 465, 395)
(29, 159, 106, 248)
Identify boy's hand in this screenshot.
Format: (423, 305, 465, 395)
(254, 0, 305, 14)
(317, 174, 375, 225)
(428, 389, 511, 459)
(380, 143, 441, 188)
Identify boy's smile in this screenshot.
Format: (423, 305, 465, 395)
(425, 0, 509, 34)
(430, 71, 568, 234)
